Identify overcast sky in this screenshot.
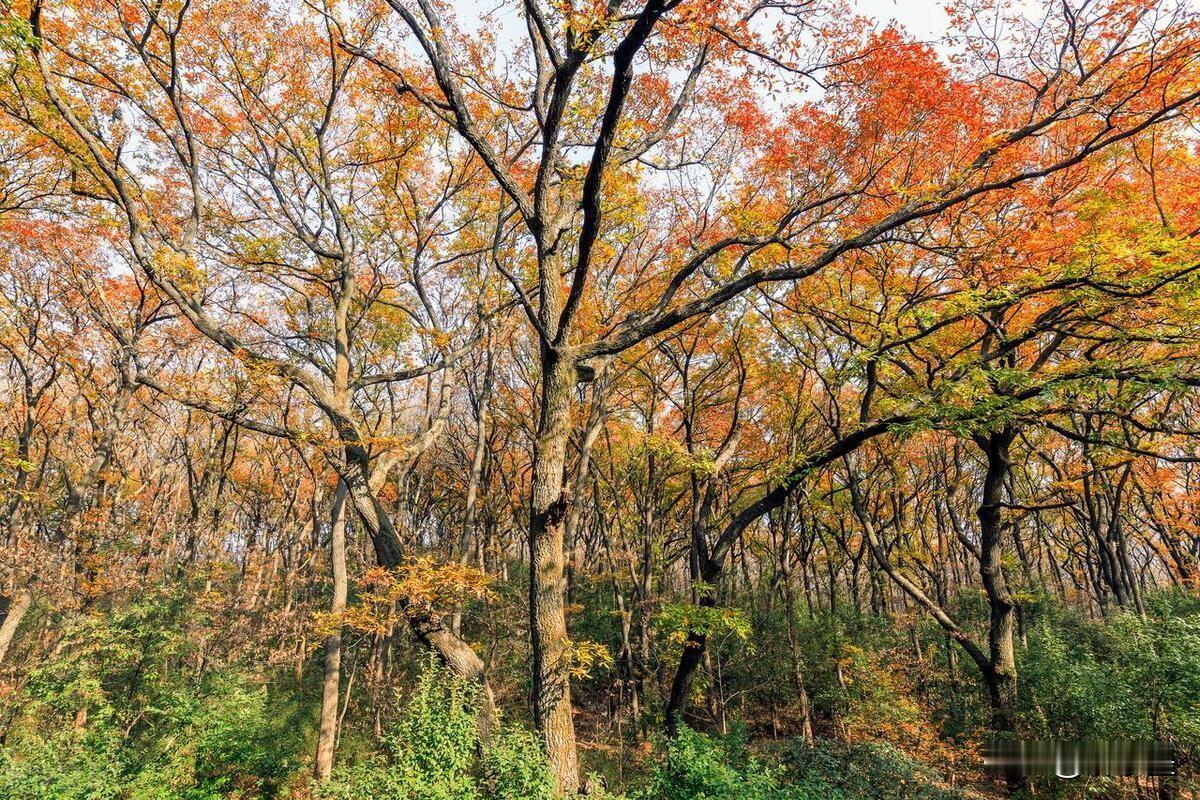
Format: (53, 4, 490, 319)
(451, 0, 957, 47)
(853, 0, 951, 41)
(444, 0, 962, 99)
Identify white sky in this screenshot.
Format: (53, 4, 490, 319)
(452, 0, 956, 49)
(854, 0, 951, 42)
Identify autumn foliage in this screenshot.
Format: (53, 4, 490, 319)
(0, 0, 1199, 797)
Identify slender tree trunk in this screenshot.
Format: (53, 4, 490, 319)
(340, 446, 498, 743)
(665, 599, 711, 736)
(783, 560, 814, 742)
(453, 366, 491, 636)
(315, 483, 348, 781)
(664, 424, 743, 735)
(615, 590, 640, 731)
(529, 353, 579, 792)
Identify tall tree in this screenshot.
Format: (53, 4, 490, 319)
(359, 0, 1200, 787)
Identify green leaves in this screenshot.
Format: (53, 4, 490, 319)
(1018, 590, 1200, 757)
(0, 12, 36, 53)
(636, 726, 802, 800)
(656, 603, 752, 649)
(321, 657, 556, 800)
(483, 728, 555, 800)
(2, 591, 306, 800)
(786, 740, 966, 800)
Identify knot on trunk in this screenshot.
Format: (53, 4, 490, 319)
(543, 490, 570, 528)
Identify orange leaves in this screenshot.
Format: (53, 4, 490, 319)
(380, 558, 491, 608)
(315, 559, 491, 638)
(556, 0, 614, 46)
(721, 85, 772, 146)
(824, 28, 982, 207)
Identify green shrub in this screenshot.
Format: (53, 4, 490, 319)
(786, 739, 967, 800)
(0, 593, 309, 800)
(1016, 591, 1200, 795)
(635, 725, 831, 800)
(321, 657, 482, 800)
(0, 727, 127, 800)
(320, 657, 559, 800)
(482, 727, 555, 800)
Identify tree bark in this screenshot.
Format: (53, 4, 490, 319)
(315, 483, 348, 781)
(529, 353, 579, 792)
(975, 428, 1018, 737)
(0, 587, 33, 665)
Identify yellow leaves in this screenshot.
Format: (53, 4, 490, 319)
(313, 604, 386, 638)
(359, 293, 415, 351)
(155, 249, 205, 296)
(557, 0, 616, 53)
(76, 557, 116, 599)
(0, 439, 36, 476)
(196, 586, 228, 617)
(230, 233, 286, 273)
(419, 327, 454, 352)
(390, 558, 491, 609)
(0, 11, 35, 52)
(361, 433, 413, 454)
(834, 641, 968, 769)
(314, 559, 491, 638)
(564, 638, 613, 680)
(637, 428, 689, 462)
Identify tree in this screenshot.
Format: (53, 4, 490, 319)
(0, 0, 502, 771)
(356, 0, 1200, 787)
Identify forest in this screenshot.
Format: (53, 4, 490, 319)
(0, 0, 1199, 797)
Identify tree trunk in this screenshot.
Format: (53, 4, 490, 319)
(452, 371, 490, 636)
(529, 353, 579, 793)
(0, 587, 33, 665)
(340, 446, 498, 743)
(666, 625, 709, 736)
(976, 428, 1018, 737)
(315, 483, 348, 781)
(783, 557, 814, 742)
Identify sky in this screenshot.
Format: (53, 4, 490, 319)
(448, 0, 966, 104)
(853, 0, 951, 42)
(451, 0, 959, 50)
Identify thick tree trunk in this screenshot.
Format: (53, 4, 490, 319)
(529, 353, 579, 792)
(315, 483, 348, 781)
(976, 428, 1018, 737)
(0, 587, 33, 665)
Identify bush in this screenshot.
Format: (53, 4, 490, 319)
(320, 657, 556, 800)
(0, 673, 304, 799)
(1016, 591, 1200, 796)
(634, 725, 832, 800)
(320, 657, 481, 800)
(0, 591, 310, 799)
(786, 739, 968, 800)
(482, 727, 555, 800)
(0, 727, 128, 800)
